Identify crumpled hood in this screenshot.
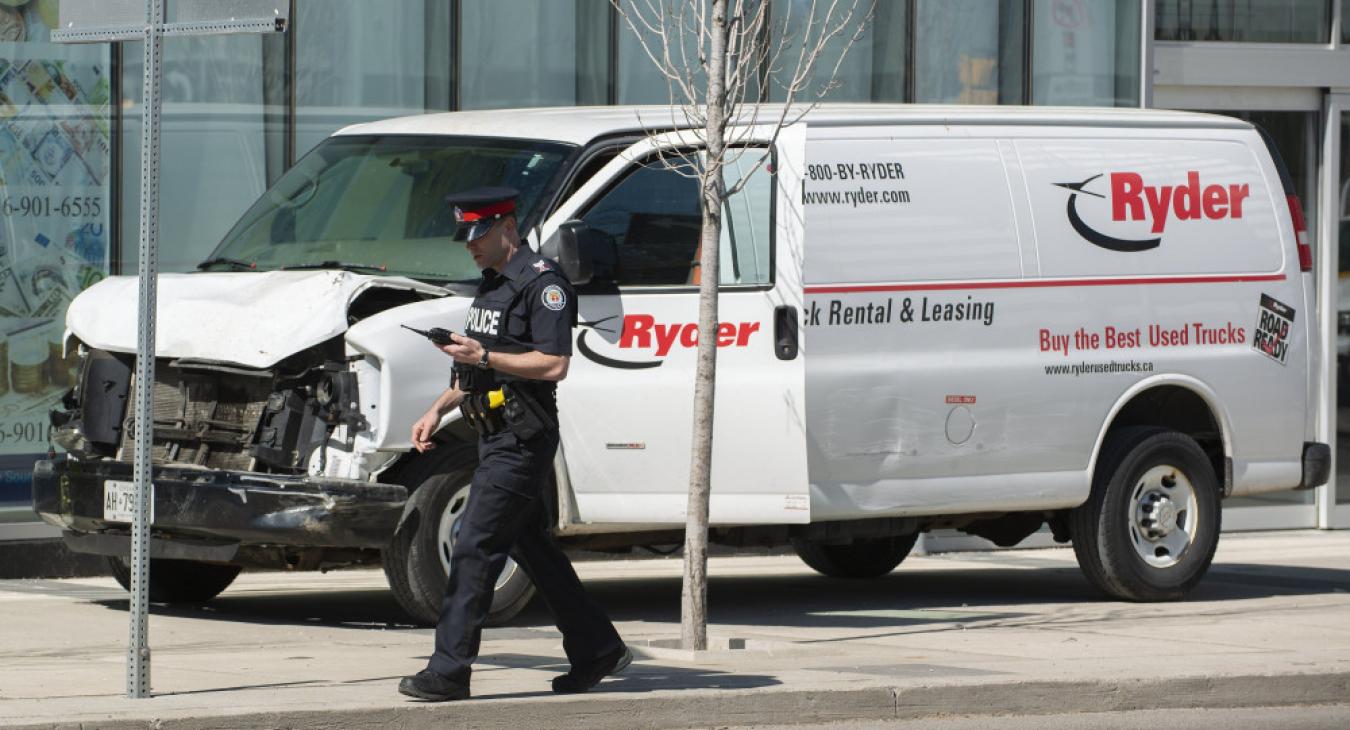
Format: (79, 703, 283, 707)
(66, 270, 448, 369)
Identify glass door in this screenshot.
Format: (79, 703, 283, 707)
(1323, 93, 1350, 528)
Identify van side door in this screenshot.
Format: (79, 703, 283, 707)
(543, 127, 810, 526)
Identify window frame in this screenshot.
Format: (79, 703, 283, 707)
(571, 145, 779, 295)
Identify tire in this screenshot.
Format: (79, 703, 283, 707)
(792, 532, 920, 578)
(383, 472, 536, 626)
(107, 557, 241, 604)
(1069, 426, 1221, 602)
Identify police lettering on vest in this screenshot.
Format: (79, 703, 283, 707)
(465, 307, 502, 336)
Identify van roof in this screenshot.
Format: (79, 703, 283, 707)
(334, 104, 1252, 147)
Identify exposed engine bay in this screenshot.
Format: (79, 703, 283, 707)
(51, 338, 367, 476)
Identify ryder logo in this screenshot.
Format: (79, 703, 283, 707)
(576, 314, 762, 369)
(1054, 172, 1250, 253)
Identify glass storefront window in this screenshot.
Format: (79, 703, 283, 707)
(1032, 0, 1140, 106)
(121, 35, 277, 274)
(1155, 0, 1330, 43)
(461, 0, 608, 110)
(0, 2, 111, 517)
(1337, 111, 1350, 506)
(619, 0, 771, 105)
(914, 0, 1025, 104)
(768, 0, 906, 103)
(295, 0, 439, 157)
(616, 0, 706, 105)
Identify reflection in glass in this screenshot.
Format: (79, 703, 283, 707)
(1338, 113, 1350, 505)
(1155, 0, 1330, 43)
(295, 0, 434, 157)
(768, 0, 906, 103)
(580, 159, 702, 285)
(0, 6, 111, 511)
(1032, 0, 1140, 106)
(617, 0, 709, 105)
(914, 0, 1024, 104)
(462, 0, 605, 109)
(719, 152, 773, 286)
(208, 136, 572, 282)
(619, 0, 776, 105)
(122, 34, 275, 274)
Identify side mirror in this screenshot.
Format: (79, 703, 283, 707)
(541, 220, 594, 286)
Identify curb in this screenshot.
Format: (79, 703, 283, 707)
(7, 672, 1349, 730)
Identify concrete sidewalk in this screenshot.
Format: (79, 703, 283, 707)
(1, 530, 1348, 729)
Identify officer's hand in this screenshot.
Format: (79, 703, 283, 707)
(411, 410, 440, 452)
(441, 333, 482, 365)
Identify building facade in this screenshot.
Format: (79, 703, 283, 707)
(0, 0, 1346, 539)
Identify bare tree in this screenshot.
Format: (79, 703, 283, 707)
(612, 0, 872, 650)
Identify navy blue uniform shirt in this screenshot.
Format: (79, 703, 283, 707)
(460, 246, 576, 397)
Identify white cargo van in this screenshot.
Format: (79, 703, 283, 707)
(34, 105, 1329, 624)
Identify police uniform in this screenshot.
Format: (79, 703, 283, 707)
(409, 188, 627, 700)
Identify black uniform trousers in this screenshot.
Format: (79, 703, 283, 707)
(428, 428, 623, 683)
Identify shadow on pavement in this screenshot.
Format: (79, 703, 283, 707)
(87, 558, 1350, 636)
(142, 653, 779, 700)
(470, 653, 780, 696)
(93, 587, 427, 631)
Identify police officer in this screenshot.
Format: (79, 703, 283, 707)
(398, 187, 629, 702)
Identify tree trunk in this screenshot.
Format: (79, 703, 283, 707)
(682, 0, 729, 653)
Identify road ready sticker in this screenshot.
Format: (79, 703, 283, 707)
(541, 284, 566, 311)
(1252, 293, 1294, 365)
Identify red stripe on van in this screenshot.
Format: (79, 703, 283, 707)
(803, 273, 1286, 295)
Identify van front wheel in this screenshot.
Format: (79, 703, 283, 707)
(1070, 427, 1221, 601)
(792, 533, 919, 579)
(107, 557, 240, 604)
(383, 473, 536, 626)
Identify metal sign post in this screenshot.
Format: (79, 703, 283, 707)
(52, 0, 287, 699)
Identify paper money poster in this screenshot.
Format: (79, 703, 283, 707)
(0, 0, 110, 482)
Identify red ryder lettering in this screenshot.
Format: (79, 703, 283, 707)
(1110, 171, 1249, 233)
(620, 314, 760, 356)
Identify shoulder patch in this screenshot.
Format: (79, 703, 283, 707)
(541, 284, 567, 311)
(531, 259, 553, 274)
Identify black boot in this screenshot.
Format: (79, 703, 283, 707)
(398, 669, 470, 701)
(551, 645, 633, 694)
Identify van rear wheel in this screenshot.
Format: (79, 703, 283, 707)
(1069, 426, 1221, 601)
(383, 473, 536, 626)
(792, 533, 920, 578)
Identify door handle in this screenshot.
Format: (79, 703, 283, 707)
(774, 305, 799, 361)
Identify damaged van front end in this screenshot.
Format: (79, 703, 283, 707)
(30, 130, 574, 612)
(33, 269, 456, 573)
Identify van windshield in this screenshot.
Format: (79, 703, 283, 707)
(203, 135, 574, 282)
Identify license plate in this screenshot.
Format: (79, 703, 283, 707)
(103, 480, 154, 524)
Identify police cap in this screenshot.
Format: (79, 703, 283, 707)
(445, 186, 519, 242)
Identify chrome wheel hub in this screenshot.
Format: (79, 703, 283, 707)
(436, 485, 519, 592)
(1129, 465, 1199, 569)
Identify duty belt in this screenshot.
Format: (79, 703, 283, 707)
(459, 383, 556, 440)
(459, 388, 506, 435)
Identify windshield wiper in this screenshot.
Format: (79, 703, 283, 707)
(278, 260, 388, 273)
(196, 257, 256, 271)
